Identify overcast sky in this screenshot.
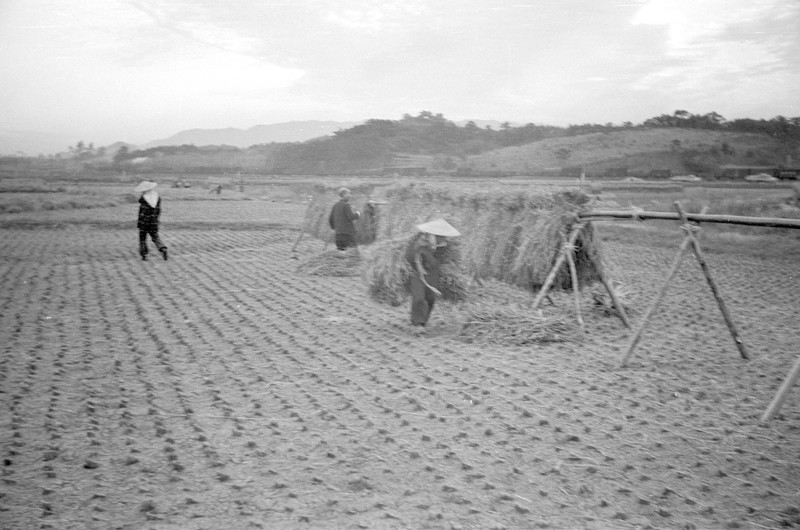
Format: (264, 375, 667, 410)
(1, 0, 798, 153)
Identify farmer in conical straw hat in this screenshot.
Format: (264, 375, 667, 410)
(405, 219, 461, 331)
(134, 181, 168, 261)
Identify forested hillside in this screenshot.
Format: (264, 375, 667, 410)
(2, 111, 798, 178)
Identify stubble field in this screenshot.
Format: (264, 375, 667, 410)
(1, 185, 800, 529)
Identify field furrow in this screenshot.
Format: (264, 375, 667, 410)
(2, 205, 800, 529)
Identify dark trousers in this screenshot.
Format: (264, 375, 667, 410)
(139, 227, 166, 257)
(335, 233, 356, 251)
(409, 275, 437, 326)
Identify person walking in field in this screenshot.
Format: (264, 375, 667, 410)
(135, 181, 168, 261)
(405, 219, 461, 331)
(328, 187, 361, 251)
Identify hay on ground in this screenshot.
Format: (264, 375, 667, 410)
(458, 304, 576, 345)
(457, 280, 579, 345)
(590, 279, 638, 317)
(296, 248, 361, 277)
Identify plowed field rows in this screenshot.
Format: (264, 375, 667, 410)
(1, 200, 799, 529)
(0, 200, 303, 229)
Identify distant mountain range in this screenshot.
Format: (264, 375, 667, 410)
(0, 119, 516, 156)
(140, 120, 363, 149)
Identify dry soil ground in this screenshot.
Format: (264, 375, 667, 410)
(1, 196, 799, 529)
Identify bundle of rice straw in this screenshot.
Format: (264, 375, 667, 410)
(296, 248, 361, 277)
(590, 279, 637, 317)
(354, 201, 379, 245)
(363, 233, 469, 306)
(362, 238, 411, 306)
(439, 262, 470, 302)
(300, 183, 379, 245)
(376, 183, 600, 292)
(458, 304, 575, 345)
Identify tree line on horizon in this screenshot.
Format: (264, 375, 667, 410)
(273, 110, 800, 174)
(3, 110, 797, 176)
(110, 110, 799, 170)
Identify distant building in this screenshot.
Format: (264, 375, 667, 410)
(382, 166, 427, 176)
(649, 169, 672, 179)
(719, 165, 776, 179)
(560, 166, 584, 178)
(383, 154, 431, 176)
(775, 168, 800, 180)
(603, 167, 629, 179)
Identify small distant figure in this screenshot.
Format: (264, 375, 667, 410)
(328, 187, 361, 251)
(135, 181, 168, 261)
(209, 183, 222, 195)
(406, 219, 461, 330)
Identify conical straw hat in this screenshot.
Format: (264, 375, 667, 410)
(416, 219, 461, 237)
(134, 181, 158, 193)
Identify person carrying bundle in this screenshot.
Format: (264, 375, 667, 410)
(328, 187, 361, 251)
(405, 219, 461, 329)
(135, 180, 168, 261)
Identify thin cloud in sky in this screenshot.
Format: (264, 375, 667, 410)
(0, 0, 797, 153)
(324, 0, 431, 33)
(629, 0, 799, 116)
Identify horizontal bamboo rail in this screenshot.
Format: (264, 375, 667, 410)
(580, 210, 800, 229)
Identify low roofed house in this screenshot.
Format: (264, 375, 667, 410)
(383, 154, 431, 176)
(775, 168, 800, 180)
(560, 166, 584, 178)
(603, 167, 629, 179)
(719, 165, 777, 179)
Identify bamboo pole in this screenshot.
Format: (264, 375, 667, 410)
(290, 228, 306, 253)
(675, 202, 749, 360)
(587, 231, 630, 328)
(564, 242, 585, 334)
(531, 223, 585, 309)
(619, 227, 693, 367)
(761, 356, 800, 421)
(580, 210, 800, 229)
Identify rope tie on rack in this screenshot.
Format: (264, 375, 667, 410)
(679, 223, 701, 236)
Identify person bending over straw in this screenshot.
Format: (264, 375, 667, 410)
(405, 219, 461, 330)
(328, 187, 361, 251)
(135, 180, 168, 261)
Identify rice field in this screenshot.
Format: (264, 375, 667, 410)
(2, 184, 800, 529)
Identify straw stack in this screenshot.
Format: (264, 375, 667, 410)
(375, 183, 599, 292)
(300, 183, 379, 245)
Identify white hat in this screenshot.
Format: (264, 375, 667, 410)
(134, 181, 158, 193)
(416, 219, 461, 237)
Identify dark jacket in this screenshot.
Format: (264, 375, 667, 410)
(137, 196, 161, 230)
(405, 240, 442, 290)
(328, 199, 360, 235)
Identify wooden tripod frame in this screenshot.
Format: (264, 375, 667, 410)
(530, 221, 631, 330)
(619, 202, 749, 367)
